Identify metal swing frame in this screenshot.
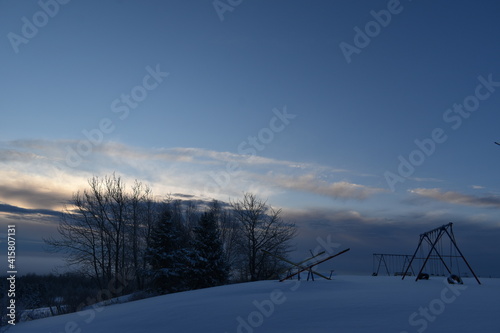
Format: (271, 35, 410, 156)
(401, 223, 481, 284)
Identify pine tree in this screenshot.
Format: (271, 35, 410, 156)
(191, 211, 229, 289)
(145, 207, 193, 294)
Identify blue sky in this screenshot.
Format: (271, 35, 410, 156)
(1, 0, 500, 277)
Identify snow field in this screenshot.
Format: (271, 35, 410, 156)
(6, 275, 500, 333)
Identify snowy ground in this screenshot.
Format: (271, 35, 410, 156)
(5, 275, 499, 333)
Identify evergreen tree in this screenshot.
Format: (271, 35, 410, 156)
(145, 207, 193, 294)
(191, 211, 229, 289)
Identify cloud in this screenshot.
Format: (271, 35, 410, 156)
(284, 207, 376, 229)
(410, 177, 443, 183)
(265, 173, 387, 200)
(0, 203, 60, 217)
(0, 149, 43, 163)
(409, 188, 500, 208)
(0, 139, 375, 208)
(2, 140, 499, 276)
(0, 185, 70, 210)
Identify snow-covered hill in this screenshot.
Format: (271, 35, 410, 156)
(6, 275, 500, 333)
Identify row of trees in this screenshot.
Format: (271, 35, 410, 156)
(46, 174, 297, 298)
(0, 273, 97, 325)
(145, 203, 230, 293)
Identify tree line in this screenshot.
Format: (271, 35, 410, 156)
(45, 174, 297, 299)
(0, 273, 97, 325)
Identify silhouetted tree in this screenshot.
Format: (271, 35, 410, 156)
(145, 205, 194, 293)
(211, 200, 242, 278)
(230, 193, 297, 281)
(45, 174, 156, 292)
(191, 210, 229, 289)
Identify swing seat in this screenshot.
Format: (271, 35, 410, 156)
(447, 274, 463, 284)
(417, 272, 429, 280)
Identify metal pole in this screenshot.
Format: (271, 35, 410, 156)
(443, 228, 481, 285)
(429, 230, 453, 276)
(402, 235, 424, 280)
(280, 248, 350, 282)
(415, 229, 448, 281)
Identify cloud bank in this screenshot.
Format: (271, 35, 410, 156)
(1, 139, 500, 277)
(0, 139, 385, 208)
(410, 188, 500, 209)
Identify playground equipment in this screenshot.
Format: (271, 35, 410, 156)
(401, 223, 481, 284)
(262, 248, 350, 282)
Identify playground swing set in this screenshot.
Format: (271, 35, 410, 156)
(264, 222, 480, 285)
(373, 223, 481, 285)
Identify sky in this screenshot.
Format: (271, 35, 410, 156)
(1, 0, 500, 277)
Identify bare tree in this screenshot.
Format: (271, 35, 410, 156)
(45, 174, 156, 292)
(127, 181, 156, 290)
(230, 193, 297, 281)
